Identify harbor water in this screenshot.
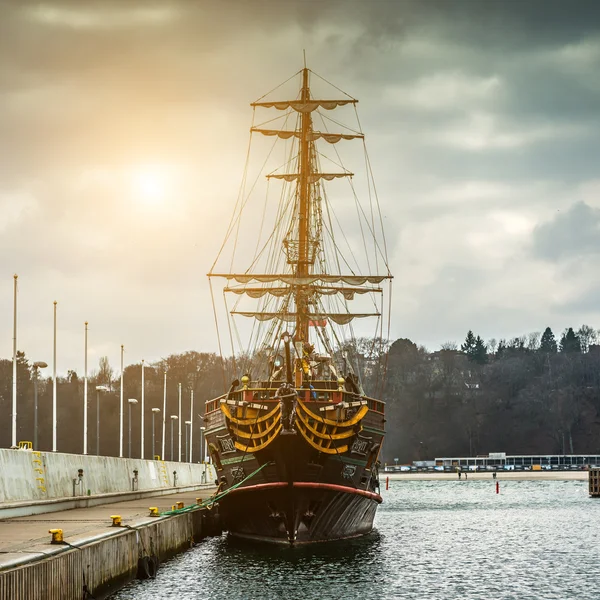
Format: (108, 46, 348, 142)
(112, 478, 599, 599)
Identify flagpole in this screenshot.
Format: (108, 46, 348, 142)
(119, 345, 124, 457)
(141, 359, 145, 459)
(12, 274, 18, 448)
(161, 370, 167, 461)
(52, 301, 57, 452)
(83, 321, 88, 454)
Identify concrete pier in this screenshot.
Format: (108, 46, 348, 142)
(0, 488, 220, 600)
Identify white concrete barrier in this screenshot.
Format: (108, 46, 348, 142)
(0, 449, 216, 504)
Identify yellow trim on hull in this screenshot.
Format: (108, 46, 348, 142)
(295, 409, 359, 440)
(296, 421, 349, 454)
(234, 424, 282, 453)
(297, 399, 368, 427)
(230, 414, 281, 439)
(221, 402, 280, 425)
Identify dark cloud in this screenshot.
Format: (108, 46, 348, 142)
(532, 201, 600, 261)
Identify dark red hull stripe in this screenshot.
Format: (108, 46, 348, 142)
(227, 481, 383, 503)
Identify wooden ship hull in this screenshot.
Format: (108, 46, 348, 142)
(204, 382, 385, 544)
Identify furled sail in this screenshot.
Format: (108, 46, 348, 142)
(252, 128, 363, 143)
(266, 173, 353, 182)
(224, 286, 382, 300)
(231, 312, 380, 325)
(251, 99, 357, 112)
(210, 274, 392, 285)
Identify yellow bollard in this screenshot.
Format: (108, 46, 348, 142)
(176, 501, 184, 509)
(49, 529, 63, 544)
(149, 507, 160, 517)
(110, 515, 122, 527)
(196, 497, 202, 504)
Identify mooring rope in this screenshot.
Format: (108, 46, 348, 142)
(159, 461, 273, 516)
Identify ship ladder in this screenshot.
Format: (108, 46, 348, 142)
(32, 451, 47, 494)
(159, 461, 170, 487)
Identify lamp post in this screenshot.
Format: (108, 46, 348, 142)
(32, 361, 48, 450)
(199, 425, 206, 482)
(185, 420, 191, 463)
(189, 390, 194, 463)
(95, 385, 109, 456)
(161, 370, 167, 463)
(199, 426, 206, 464)
(152, 408, 160, 459)
(178, 383, 182, 462)
(170, 415, 178, 461)
(128, 398, 138, 458)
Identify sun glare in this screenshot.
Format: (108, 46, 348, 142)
(130, 165, 170, 206)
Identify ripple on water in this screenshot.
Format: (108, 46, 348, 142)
(112, 480, 600, 600)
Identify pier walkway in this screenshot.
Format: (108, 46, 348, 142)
(0, 487, 216, 571)
(0, 487, 218, 599)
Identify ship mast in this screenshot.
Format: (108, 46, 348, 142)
(208, 67, 393, 378)
(296, 67, 311, 346)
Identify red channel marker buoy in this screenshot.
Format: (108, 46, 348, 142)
(386, 476, 389, 490)
(496, 481, 499, 494)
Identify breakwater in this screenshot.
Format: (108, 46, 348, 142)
(0, 448, 215, 517)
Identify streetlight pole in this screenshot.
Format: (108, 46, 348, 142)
(119, 344, 124, 458)
(96, 385, 109, 456)
(189, 390, 194, 463)
(200, 426, 206, 464)
(170, 415, 178, 461)
(152, 408, 160, 459)
(52, 300, 57, 452)
(32, 361, 48, 450)
(141, 359, 145, 459)
(83, 321, 88, 455)
(128, 398, 137, 458)
(178, 383, 182, 462)
(12, 274, 17, 448)
(161, 370, 167, 461)
(199, 425, 206, 482)
(185, 420, 191, 463)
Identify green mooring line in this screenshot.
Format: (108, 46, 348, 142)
(160, 461, 273, 516)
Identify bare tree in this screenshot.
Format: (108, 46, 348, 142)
(487, 338, 498, 355)
(440, 341, 458, 351)
(98, 356, 114, 389)
(527, 331, 541, 351)
(577, 324, 596, 353)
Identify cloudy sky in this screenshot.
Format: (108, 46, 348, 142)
(1, 0, 600, 374)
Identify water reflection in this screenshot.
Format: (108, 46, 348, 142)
(113, 480, 600, 600)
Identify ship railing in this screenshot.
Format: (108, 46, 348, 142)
(205, 387, 385, 416)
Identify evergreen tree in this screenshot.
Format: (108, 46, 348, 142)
(472, 336, 488, 364)
(560, 327, 581, 353)
(461, 331, 487, 364)
(461, 331, 476, 355)
(539, 327, 557, 353)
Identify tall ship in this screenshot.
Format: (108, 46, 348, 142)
(204, 64, 392, 544)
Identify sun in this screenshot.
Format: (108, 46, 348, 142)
(130, 165, 170, 206)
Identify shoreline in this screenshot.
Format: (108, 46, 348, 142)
(384, 471, 588, 481)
